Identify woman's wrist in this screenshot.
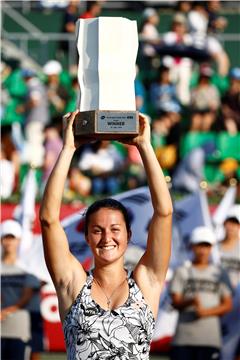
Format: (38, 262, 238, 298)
(62, 144, 76, 154)
(137, 140, 153, 153)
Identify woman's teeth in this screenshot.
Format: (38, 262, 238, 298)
(101, 245, 115, 250)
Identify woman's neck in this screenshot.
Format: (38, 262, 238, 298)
(93, 261, 127, 285)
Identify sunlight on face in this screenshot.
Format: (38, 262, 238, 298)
(86, 208, 129, 264)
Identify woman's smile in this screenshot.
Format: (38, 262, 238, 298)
(99, 244, 116, 250)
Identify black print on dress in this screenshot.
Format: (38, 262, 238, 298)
(63, 273, 155, 359)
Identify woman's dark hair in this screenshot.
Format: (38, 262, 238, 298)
(84, 198, 131, 236)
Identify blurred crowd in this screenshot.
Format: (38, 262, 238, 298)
(1, 0, 240, 202)
(1, 3, 240, 360)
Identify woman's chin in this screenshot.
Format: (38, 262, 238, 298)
(96, 247, 122, 263)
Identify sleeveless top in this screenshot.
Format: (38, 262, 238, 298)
(63, 271, 155, 359)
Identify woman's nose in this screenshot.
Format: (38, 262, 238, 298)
(102, 229, 112, 242)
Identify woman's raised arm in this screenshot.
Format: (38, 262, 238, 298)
(40, 111, 86, 291)
(125, 114, 173, 318)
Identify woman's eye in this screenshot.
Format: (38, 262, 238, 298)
(93, 229, 101, 234)
(112, 228, 120, 232)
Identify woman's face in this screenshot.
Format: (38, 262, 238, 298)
(86, 208, 130, 264)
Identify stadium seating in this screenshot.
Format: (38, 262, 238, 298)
(180, 132, 217, 158)
(216, 132, 240, 161)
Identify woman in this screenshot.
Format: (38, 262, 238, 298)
(139, 7, 161, 58)
(40, 111, 173, 359)
(218, 206, 240, 360)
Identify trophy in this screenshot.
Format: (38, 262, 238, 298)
(74, 17, 139, 139)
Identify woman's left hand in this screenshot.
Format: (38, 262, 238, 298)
(119, 113, 151, 148)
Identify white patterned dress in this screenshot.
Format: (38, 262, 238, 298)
(63, 271, 155, 359)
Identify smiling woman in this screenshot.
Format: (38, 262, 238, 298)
(40, 111, 173, 359)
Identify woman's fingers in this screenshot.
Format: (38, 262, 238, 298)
(63, 112, 71, 119)
(63, 110, 79, 128)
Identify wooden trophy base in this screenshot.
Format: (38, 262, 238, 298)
(74, 110, 139, 140)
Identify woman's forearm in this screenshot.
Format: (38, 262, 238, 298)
(40, 146, 75, 223)
(138, 141, 173, 215)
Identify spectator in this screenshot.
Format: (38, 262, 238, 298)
(172, 142, 216, 193)
(219, 205, 240, 289)
(80, 1, 102, 19)
(151, 113, 178, 174)
(0, 145, 15, 199)
(190, 63, 229, 98)
(1, 220, 38, 360)
(65, 76, 80, 113)
(188, 2, 210, 49)
(151, 112, 173, 150)
(12, 198, 45, 360)
(188, 2, 229, 76)
(150, 65, 181, 122)
(40, 0, 69, 8)
(207, 0, 228, 34)
(135, 66, 147, 113)
(170, 226, 232, 360)
(0, 62, 10, 120)
(221, 67, 240, 135)
(41, 120, 63, 192)
(43, 60, 70, 118)
(67, 167, 92, 197)
(162, 13, 193, 105)
(139, 7, 161, 57)
(176, 1, 192, 14)
(1, 126, 20, 195)
(26, 281, 44, 360)
(218, 205, 240, 360)
(1, 58, 27, 128)
(59, 0, 79, 55)
(1, 60, 27, 155)
(78, 141, 124, 195)
(124, 144, 146, 190)
(21, 69, 49, 167)
(190, 63, 220, 131)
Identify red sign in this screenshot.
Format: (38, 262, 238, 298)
(41, 287, 65, 351)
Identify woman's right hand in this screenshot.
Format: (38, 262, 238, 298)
(118, 113, 151, 148)
(62, 110, 79, 150)
(62, 110, 95, 150)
